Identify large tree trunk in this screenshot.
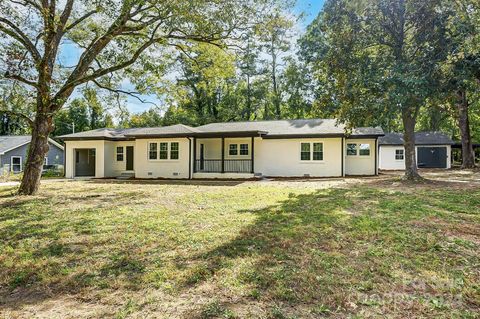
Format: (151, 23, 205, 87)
(18, 113, 54, 195)
(402, 110, 422, 180)
(456, 89, 476, 169)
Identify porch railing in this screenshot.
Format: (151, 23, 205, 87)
(195, 159, 252, 173)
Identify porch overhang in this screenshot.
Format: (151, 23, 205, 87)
(192, 130, 267, 138)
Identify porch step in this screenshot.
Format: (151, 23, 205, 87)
(116, 172, 135, 180)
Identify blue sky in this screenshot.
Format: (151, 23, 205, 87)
(59, 1, 324, 114)
(295, 0, 325, 26)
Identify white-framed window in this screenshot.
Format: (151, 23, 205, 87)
(395, 149, 404, 160)
(228, 143, 249, 156)
(149, 143, 158, 160)
(148, 142, 180, 160)
(11, 156, 22, 172)
(159, 142, 168, 159)
(239, 144, 249, 155)
(347, 143, 357, 156)
(359, 144, 370, 156)
(229, 144, 238, 156)
(313, 143, 324, 160)
(301, 142, 324, 161)
(170, 142, 179, 160)
(301, 143, 311, 160)
(347, 143, 371, 156)
(116, 146, 124, 161)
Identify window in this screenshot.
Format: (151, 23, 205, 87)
(229, 144, 238, 156)
(43, 157, 48, 165)
(170, 142, 179, 160)
(11, 156, 22, 172)
(301, 143, 311, 160)
(149, 143, 158, 160)
(240, 144, 249, 155)
(313, 143, 323, 160)
(347, 143, 357, 156)
(395, 149, 404, 160)
(359, 144, 370, 156)
(159, 142, 168, 159)
(116, 146, 124, 161)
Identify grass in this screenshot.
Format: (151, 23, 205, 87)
(0, 174, 479, 318)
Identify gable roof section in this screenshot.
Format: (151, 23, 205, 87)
(379, 132, 454, 146)
(0, 135, 64, 154)
(196, 119, 383, 138)
(59, 124, 198, 140)
(59, 119, 384, 140)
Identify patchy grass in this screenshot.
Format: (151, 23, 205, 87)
(0, 174, 479, 318)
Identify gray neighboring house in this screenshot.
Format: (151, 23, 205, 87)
(0, 136, 64, 173)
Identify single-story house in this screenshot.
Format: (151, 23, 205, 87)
(0, 135, 65, 173)
(378, 132, 454, 170)
(59, 119, 384, 179)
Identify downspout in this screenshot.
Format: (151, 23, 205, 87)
(374, 138, 378, 175)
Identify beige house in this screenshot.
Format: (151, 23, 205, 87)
(60, 119, 384, 179)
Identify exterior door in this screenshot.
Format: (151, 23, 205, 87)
(200, 144, 205, 170)
(126, 146, 134, 171)
(417, 147, 447, 168)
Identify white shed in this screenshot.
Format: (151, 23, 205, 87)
(379, 132, 454, 170)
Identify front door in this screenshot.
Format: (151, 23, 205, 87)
(126, 146, 134, 171)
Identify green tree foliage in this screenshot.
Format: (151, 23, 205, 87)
(0, 0, 279, 194)
(300, 0, 452, 179)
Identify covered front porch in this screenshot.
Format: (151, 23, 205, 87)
(193, 135, 256, 178)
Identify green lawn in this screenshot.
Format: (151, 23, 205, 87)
(0, 176, 479, 318)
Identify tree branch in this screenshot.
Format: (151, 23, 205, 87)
(9, 0, 42, 12)
(0, 109, 34, 126)
(4, 71, 39, 88)
(92, 79, 157, 107)
(0, 17, 41, 62)
(65, 9, 98, 32)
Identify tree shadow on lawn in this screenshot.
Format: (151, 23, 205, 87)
(90, 179, 247, 187)
(0, 186, 478, 317)
(0, 189, 154, 310)
(179, 188, 479, 317)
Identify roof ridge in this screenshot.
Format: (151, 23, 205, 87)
(197, 118, 338, 127)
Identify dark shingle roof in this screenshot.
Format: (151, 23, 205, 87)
(379, 132, 454, 146)
(59, 119, 384, 140)
(0, 135, 64, 154)
(124, 124, 199, 137)
(196, 119, 383, 137)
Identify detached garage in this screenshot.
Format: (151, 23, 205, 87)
(379, 132, 454, 170)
